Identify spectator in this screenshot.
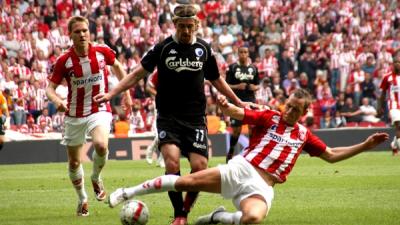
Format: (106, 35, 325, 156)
(359, 97, 380, 123)
(36, 108, 52, 133)
(340, 97, 362, 124)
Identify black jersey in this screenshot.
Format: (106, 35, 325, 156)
(226, 62, 259, 102)
(141, 36, 219, 121)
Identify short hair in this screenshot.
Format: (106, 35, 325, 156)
(291, 89, 312, 111)
(172, 4, 200, 24)
(67, 16, 89, 34)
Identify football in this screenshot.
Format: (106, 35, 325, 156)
(120, 200, 150, 225)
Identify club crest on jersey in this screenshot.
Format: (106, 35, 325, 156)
(248, 67, 254, 73)
(195, 48, 204, 57)
(159, 131, 166, 139)
(165, 56, 203, 72)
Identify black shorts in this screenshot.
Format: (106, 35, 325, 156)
(157, 115, 209, 158)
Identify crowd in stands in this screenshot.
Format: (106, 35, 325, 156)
(0, 0, 398, 136)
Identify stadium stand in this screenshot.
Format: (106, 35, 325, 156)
(0, 0, 396, 139)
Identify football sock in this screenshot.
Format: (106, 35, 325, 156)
(0, 143, 3, 151)
(167, 171, 185, 217)
(124, 175, 179, 197)
(69, 164, 88, 202)
(91, 151, 108, 182)
(146, 139, 157, 157)
(183, 170, 199, 216)
(228, 135, 239, 154)
(213, 211, 242, 225)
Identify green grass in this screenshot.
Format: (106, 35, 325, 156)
(0, 152, 399, 225)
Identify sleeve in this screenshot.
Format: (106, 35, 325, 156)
(242, 108, 275, 126)
(302, 132, 327, 156)
(204, 47, 220, 81)
(101, 46, 116, 65)
(141, 43, 162, 73)
(48, 57, 67, 84)
(225, 64, 234, 84)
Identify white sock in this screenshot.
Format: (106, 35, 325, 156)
(91, 151, 108, 182)
(146, 138, 158, 154)
(125, 175, 178, 198)
(395, 137, 400, 149)
(69, 164, 88, 202)
(213, 211, 243, 224)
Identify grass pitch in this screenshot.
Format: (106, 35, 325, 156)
(0, 152, 399, 225)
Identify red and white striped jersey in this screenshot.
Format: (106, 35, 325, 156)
(380, 71, 400, 110)
(49, 43, 115, 117)
(147, 70, 158, 88)
(241, 108, 326, 183)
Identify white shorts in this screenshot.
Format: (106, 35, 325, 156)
(61, 111, 112, 146)
(390, 109, 400, 125)
(218, 155, 274, 212)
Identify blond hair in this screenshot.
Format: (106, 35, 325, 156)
(67, 16, 89, 33)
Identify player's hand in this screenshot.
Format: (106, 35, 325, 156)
(217, 95, 229, 108)
(93, 93, 111, 105)
(364, 132, 389, 149)
(56, 101, 68, 112)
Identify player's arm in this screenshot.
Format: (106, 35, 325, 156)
(94, 64, 148, 104)
(211, 77, 244, 107)
(46, 81, 68, 112)
(216, 95, 244, 120)
(111, 59, 133, 108)
(319, 132, 389, 163)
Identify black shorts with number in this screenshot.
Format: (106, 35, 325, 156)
(157, 115, 209, 158)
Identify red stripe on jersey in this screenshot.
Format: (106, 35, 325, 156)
(91, 84, 100, 114)
(267, 145, 291, 174)
(279, 143, 304, 181)
(89, 48, 99, 74)
(76, 87, 85, 117)
(250, 141, 278, 166)
(267, 124, 299, 173)
(70, 51, 83, 77)
(249, 117, 286, 166)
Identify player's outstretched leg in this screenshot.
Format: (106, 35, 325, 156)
(107, 175, 179, 208)
(194, 206, 243, 225)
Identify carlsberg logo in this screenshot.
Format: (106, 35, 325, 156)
(166, 56, 203, 72)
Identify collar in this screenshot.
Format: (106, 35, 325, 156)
(172, 34, 197, 45)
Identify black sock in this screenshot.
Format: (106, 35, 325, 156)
(0, 143, 3, 151)
(183, 170, 199, 217)
(167, 171, 184, 218)
(228, 135, 239, 155)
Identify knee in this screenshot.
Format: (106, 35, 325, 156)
(68, 160, 81, 170)
(164, 158, 180, 173)
(241, 212, 265, 224)
(93, 141, 108, 154)
(190, 158, 208, 172)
